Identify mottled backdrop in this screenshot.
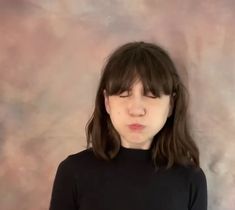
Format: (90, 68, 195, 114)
(0, 0, 234, 210)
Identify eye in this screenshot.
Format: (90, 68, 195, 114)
(145, 91, 159, 98)
(147, 95, 157, 98)
(119, 91, 129, 97)
(118, 91, 159, 98)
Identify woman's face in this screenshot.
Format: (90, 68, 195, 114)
(104, 79, 173, 149)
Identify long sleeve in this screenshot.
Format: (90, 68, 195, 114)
(188, 167, 208, 210)
(49, 149, 208, 210)
(49, 158, 79, 210)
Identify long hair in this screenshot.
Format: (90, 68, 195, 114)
(85, 41, 199, 170)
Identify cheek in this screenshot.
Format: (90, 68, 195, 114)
(109, 111, 125, 132)
(109, 101, 124, 114)
(150, 105, 170, 120)
(109, 104, 124, 121)
(112, 110, 123, 119)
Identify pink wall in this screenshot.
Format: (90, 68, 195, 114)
(0, 1, 235, 209)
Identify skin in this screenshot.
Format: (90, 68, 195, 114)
(104, 79, 174, 150)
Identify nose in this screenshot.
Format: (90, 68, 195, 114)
(128, 97, 146, 117)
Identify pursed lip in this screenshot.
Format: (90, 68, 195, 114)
(128, 123, 145, 129)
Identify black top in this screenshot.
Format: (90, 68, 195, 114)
(49, 146, 207, 210)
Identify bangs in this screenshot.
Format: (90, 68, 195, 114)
(104, 47, 176, 97)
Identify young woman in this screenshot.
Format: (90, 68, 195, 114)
(49, 41, 207, 210)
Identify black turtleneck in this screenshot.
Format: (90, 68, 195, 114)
(49, 146, 207, 210)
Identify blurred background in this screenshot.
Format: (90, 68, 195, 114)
(0, 0, 235, 210)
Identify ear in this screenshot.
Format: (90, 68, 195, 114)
(168, 93, 176, 117)
(103, 89, 110, 114)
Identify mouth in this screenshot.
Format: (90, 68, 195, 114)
(128, 124, 145, 131)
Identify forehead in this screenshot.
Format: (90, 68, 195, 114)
(104, 54, 175, 96)
(128, 78, 144, 90)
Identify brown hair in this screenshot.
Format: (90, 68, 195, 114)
(85, 41, 199, 170)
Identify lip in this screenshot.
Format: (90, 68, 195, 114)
(128, 123, 145, 131)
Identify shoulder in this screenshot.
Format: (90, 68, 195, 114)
(174, 165, 207, 194)
(185, 166, 207, 186)
(55, 148, 96, 176)
(189, 167, 207, 194)
(173, 164, 206, 177)
(183, 166, 208, 209)
(66, 148, 94, 161)
(168, 164, 207, 186)
(59, 148, 95, 168)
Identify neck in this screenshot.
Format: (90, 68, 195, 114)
(121, 141, 152, 150)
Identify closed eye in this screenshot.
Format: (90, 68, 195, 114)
(147, 95, 158, 98)
(118, 90, 130, 97)
(145, 90, 161, 98)
(119, 94, 129, 98)
(119, 92, 159, 98)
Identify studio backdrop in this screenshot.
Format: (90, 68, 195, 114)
(0, 1, 235, 210)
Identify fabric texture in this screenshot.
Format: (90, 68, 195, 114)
(49, 146, 207, 210)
